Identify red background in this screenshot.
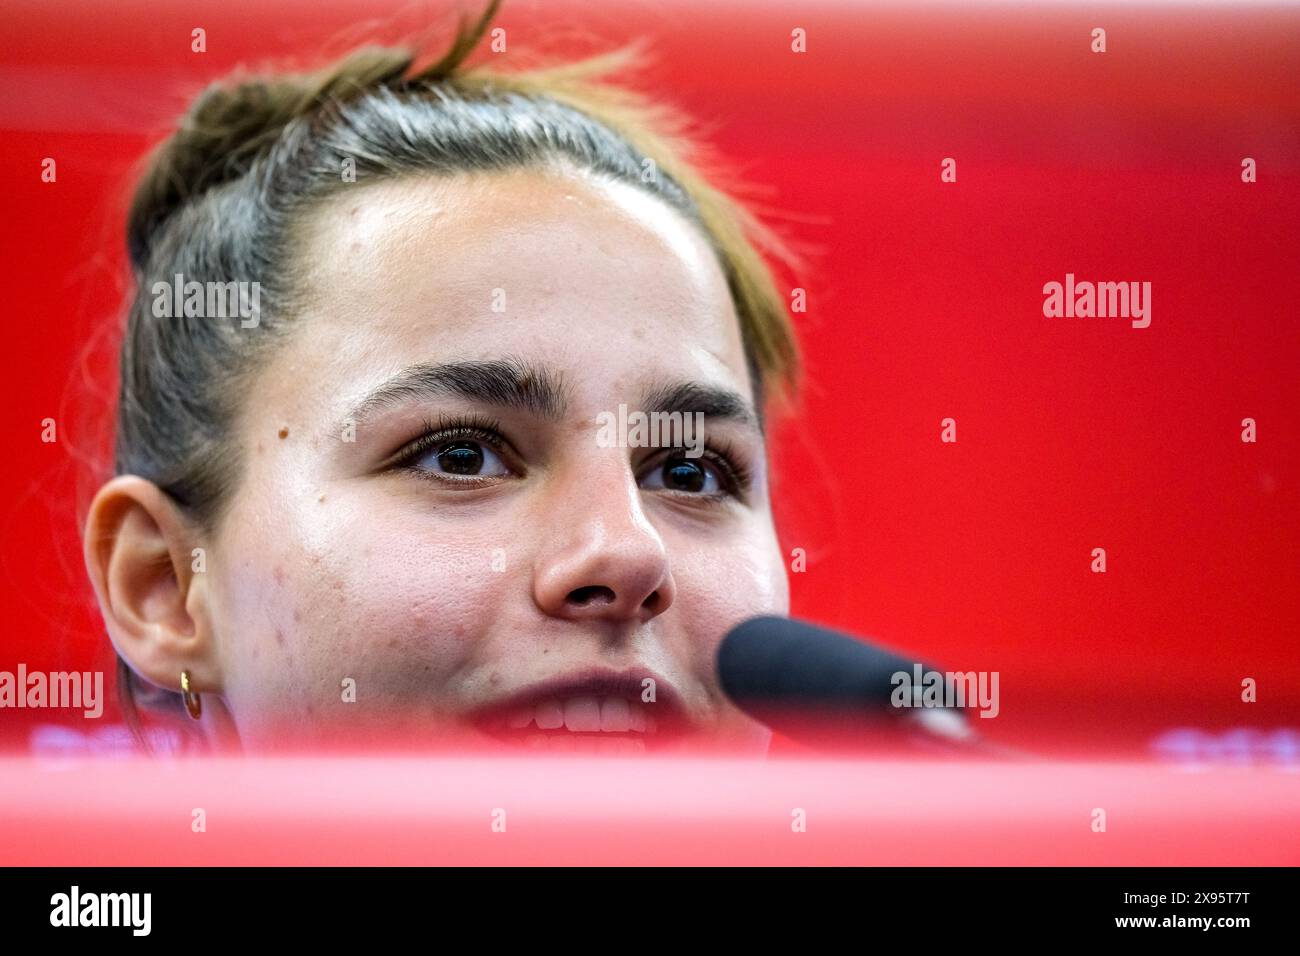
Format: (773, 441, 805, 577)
(1, 0, 1297, 756)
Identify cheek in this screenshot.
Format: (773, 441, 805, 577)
(211, 488, 516, 719)
(669, 524, 789, 653)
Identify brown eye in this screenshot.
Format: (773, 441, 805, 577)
(438, 442, 484, 474)
(413, 440, 509, 478)
(640, 454, 723, 495)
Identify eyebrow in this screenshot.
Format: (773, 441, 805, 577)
(639, 380, 761, 432)
(342, 358, 761, 433)
(346, 358, 569, 427)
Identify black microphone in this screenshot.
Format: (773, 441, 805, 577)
(717, 616, 1016, 756)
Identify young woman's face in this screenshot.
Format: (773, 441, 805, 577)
(202, 167, 788, 754)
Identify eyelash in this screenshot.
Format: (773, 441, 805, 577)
(385, 415, 753, 500)
(648, 439, 753, 503)
(386, 413, 515, 479)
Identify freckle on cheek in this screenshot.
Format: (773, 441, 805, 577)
(278, 426, 290, 440)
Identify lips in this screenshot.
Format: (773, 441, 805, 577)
(469, 667, 693, 754)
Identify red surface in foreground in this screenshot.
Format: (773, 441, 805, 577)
(1, 755, 1295, 866)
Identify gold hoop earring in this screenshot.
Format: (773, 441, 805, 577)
(180, 670, 202, 720)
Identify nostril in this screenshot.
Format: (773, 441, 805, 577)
(567, 585, 616, 607)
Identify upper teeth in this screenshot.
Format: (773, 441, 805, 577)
(506, 696, 657, 733)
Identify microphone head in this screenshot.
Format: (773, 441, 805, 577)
(717, 616, 962, 750)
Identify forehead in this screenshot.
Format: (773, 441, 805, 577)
(279, 166, 751, 409)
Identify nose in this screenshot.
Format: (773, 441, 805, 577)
(532, 457, 676, 624)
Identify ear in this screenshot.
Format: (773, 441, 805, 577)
(83, 475, 222, 697)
